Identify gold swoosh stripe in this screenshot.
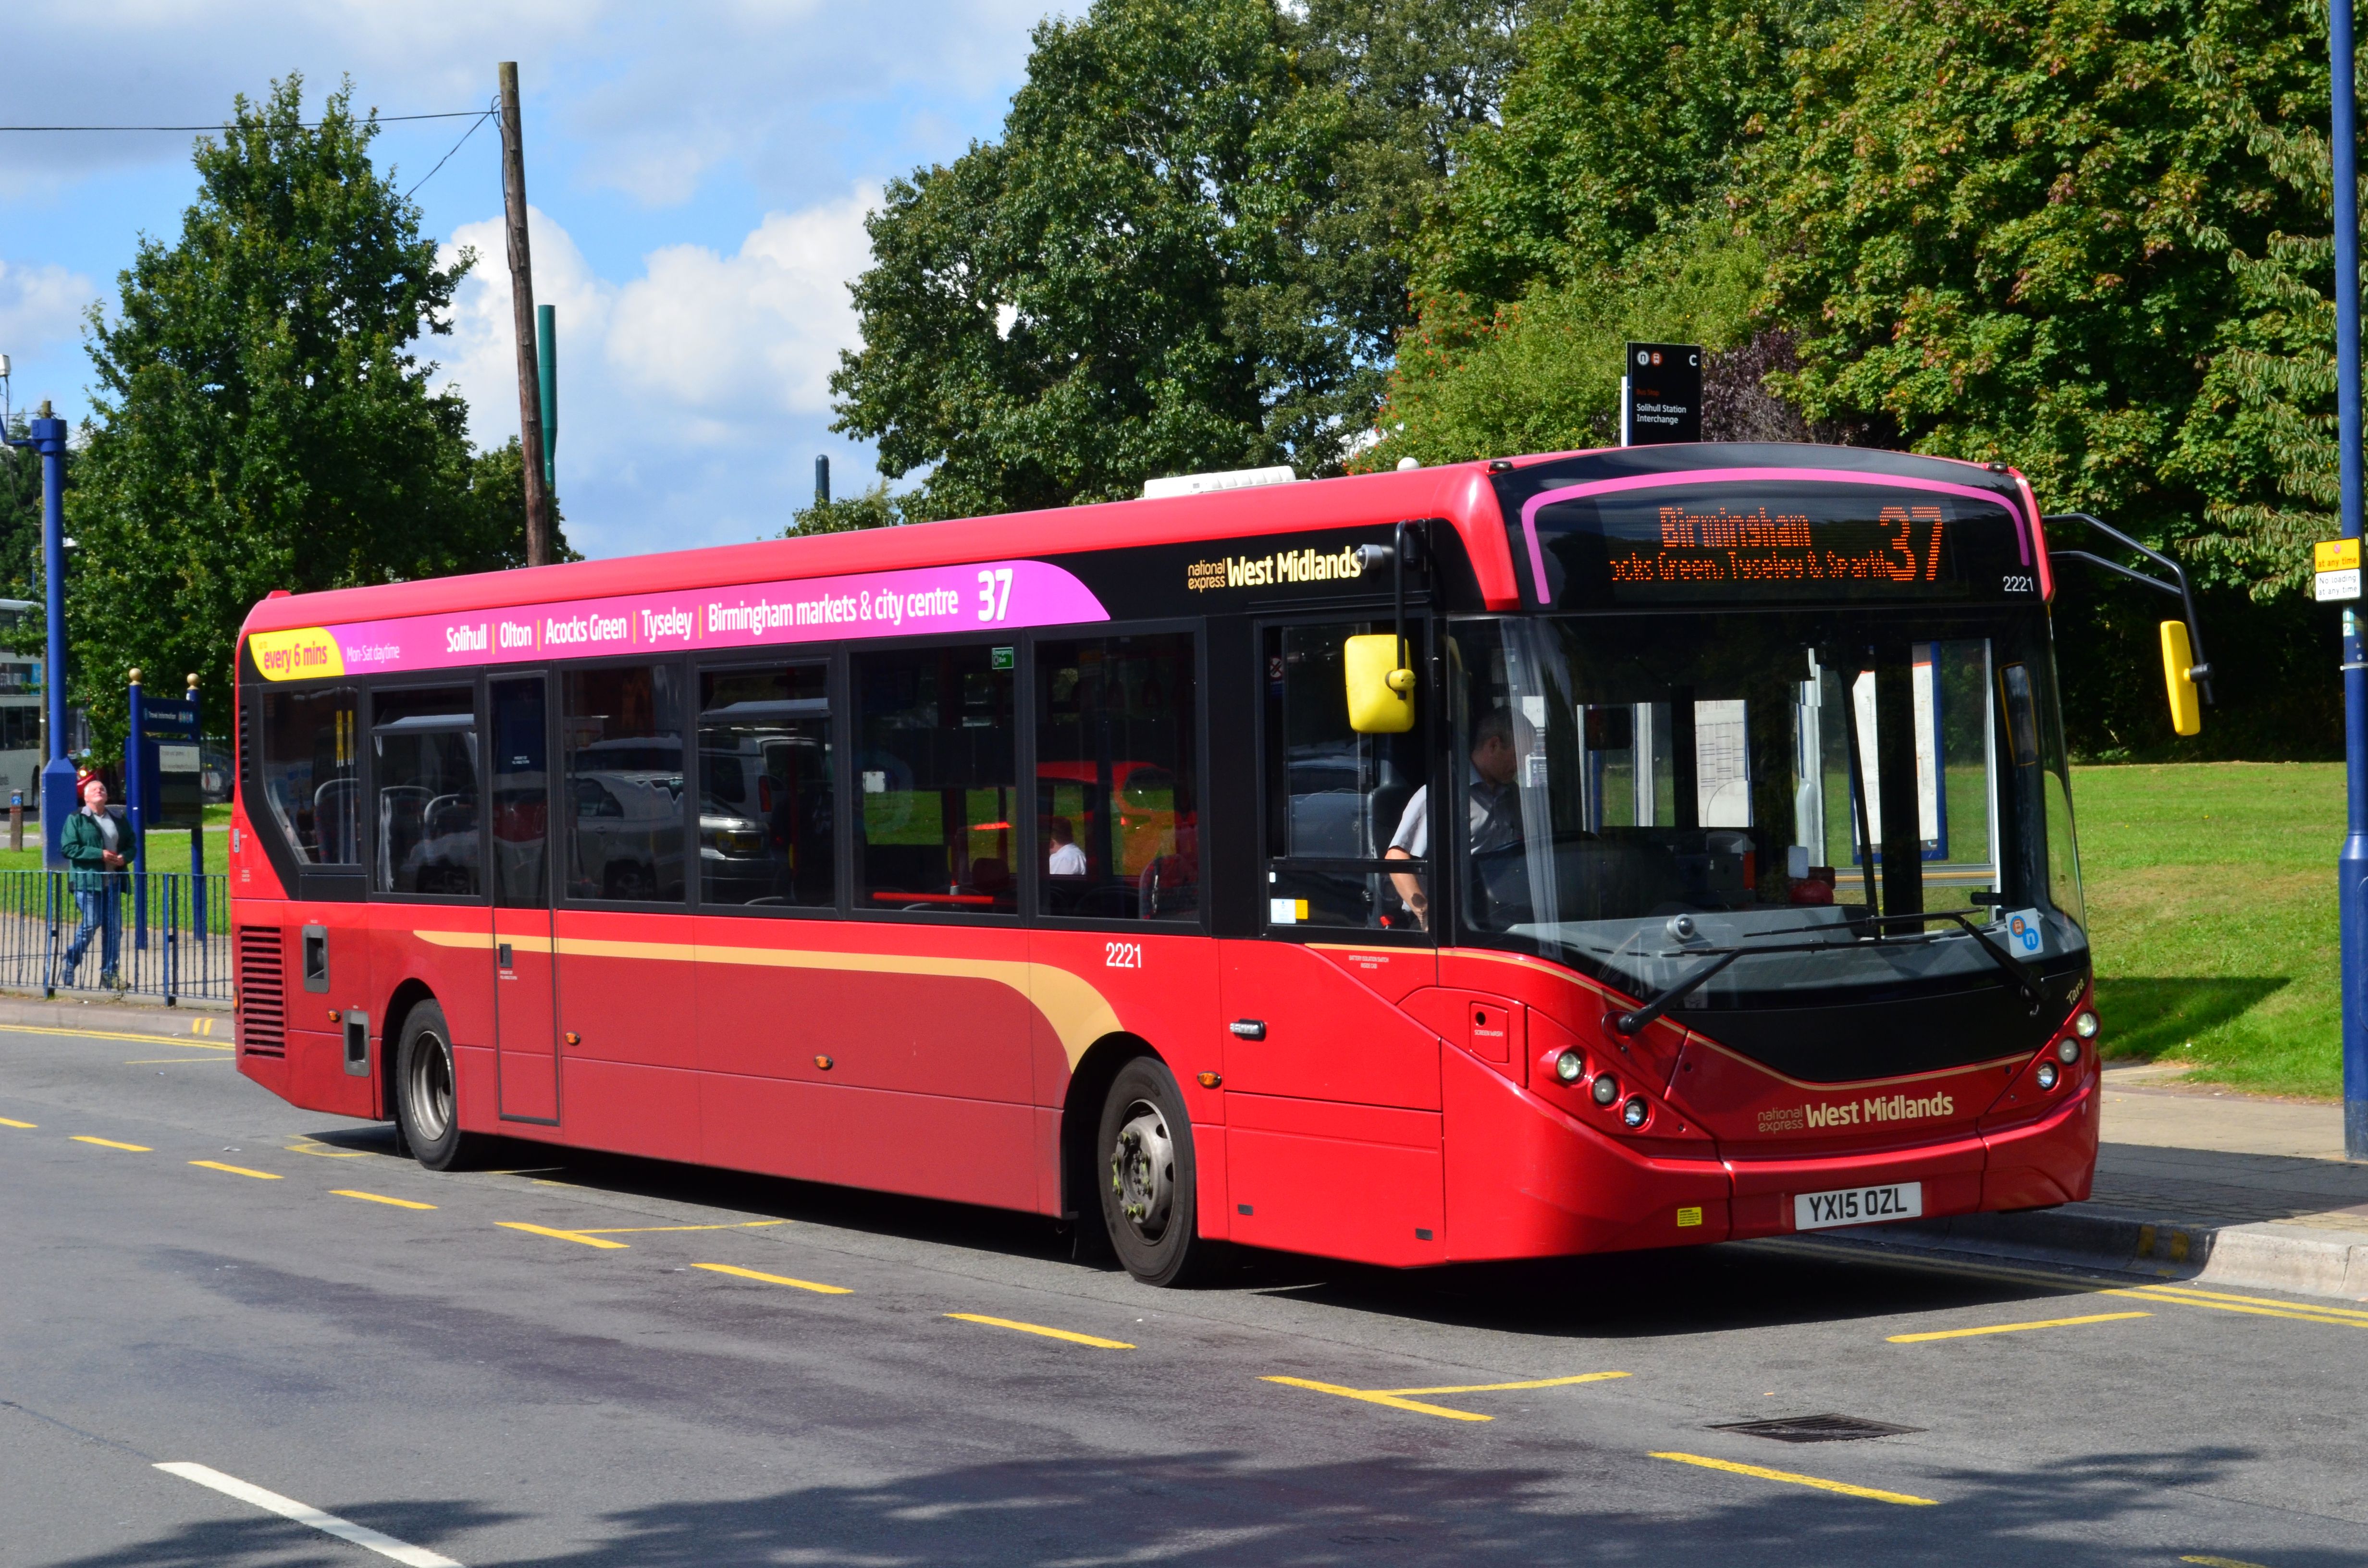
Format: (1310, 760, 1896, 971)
(415, 929, 1122, 1067)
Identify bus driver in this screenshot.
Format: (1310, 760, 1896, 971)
(1384, 708, 1527, 930)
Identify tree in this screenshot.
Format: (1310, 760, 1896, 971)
(1408, 0, 1809, 313)
(787, 482, 906, 535)
(1361, 222, 1776, 466)
(65, 75, 559, 750)
(1749, 0, 2326, 544)
(831, 0, 1543, 520)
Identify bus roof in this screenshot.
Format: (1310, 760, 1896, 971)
(239, 456, 1529, 638)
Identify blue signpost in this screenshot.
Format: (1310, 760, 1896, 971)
(2336, 0, 2368, 1160)
(23, 410, 74, 870)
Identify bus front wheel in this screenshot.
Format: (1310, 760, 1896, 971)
(395, 1001, 480, 1171)
(1097, 1057, 1213, 1286)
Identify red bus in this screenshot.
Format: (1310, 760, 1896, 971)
(231, 441, 2120, 1285)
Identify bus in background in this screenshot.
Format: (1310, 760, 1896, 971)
(228, 443, 2194, 1285)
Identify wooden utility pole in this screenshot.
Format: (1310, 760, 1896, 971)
(497, 61, 551, 568)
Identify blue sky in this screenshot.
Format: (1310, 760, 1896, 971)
(0, 1, 1052, 560)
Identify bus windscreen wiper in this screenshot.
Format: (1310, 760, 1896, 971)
(1860, 908, 2042, 1004)
(1613, 909, 2041, 1035)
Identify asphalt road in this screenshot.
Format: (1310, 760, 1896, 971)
(3, 1018, 2364, 1568)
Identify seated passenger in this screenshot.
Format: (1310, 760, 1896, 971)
(1384, 708, 1526, 928)
(1046, 816, 1088, 877)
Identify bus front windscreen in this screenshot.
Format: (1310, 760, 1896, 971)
(1446, 612, 2089, 1081)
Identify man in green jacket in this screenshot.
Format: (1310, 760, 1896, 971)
(62, 774, 137, 991)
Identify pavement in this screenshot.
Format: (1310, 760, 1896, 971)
(6, 1005, 2368, 1565)
(1831, 1064, 2368, 1302)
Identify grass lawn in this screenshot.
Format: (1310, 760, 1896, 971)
(0, 802, 232, 874)
(2078, 761, 2341, 1099)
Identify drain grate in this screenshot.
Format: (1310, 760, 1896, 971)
(1710, 1413, 1923, 1444)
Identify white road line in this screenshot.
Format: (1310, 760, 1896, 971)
(154, 1462, 463, 1567)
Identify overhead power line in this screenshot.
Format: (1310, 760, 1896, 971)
(403, 108, 496, 200)
(0, 110, 490, 132)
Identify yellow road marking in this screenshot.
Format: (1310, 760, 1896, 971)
(2182, 1556, 2275, 1567)
(566, 1220, 788, 1236)
(693, 1262, 852, 1295)
(1888, 1311, 2151, 1343)
(1652, 1452, 1936, 1506)
(190, 1160, 281, 1180)
(0, 1116, 34, 1128)
(71, 1135, 150, 1151)
(284, 1139, 372, 1159)
(1262, 1376, 1493, 1421)
(0, 1022, 230, 1047)
(125, 1057, 232, 1066)
(2133, 1283, 2368, 1323)
(946, 1313, 1134, 1350)
(1380, 1372, 1631, 1396)
(498, 1221, 629, 1249)
(2111, 1287, 2368, 1330)
(332, 1189, 435, 1210)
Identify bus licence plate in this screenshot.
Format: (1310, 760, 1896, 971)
(1793, 1182, 1922, 1231)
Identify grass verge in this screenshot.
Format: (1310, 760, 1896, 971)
(2077, 761, 2338, 1099)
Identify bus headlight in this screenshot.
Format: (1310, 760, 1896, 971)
(2056, 1038, 2080, 1065)
(1554, 1050, 1583, 1084)
(1591, 1073, 1619, 1106)
(2073, 1009, 2099, 1040)
(1621, 1096, 1649, 1128)
(2035, 1061, 2059, 1091)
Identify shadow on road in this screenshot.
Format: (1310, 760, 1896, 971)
(51, 1444, 2336, 1568)
(299, 1120, 2100, 1344)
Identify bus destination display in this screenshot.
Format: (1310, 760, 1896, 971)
(1522, 479, 2030, 607)
(1612, 501, 1947, 590)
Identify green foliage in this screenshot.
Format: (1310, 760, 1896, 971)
(65, 76, 558, 753)
(0, 414, 60, 607)
(1751, 0, 2327, 550)
(788, 482, 906, 535)
(2173, 107, 2355, 599)
(1364, 222, 1771, 466)
(1412, 0, 1810, 309)
(832, 0, 1539, 519)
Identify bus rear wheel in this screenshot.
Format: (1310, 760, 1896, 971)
(395, 1001, 480, 1171)
(1097, 1057, 1212, 1286)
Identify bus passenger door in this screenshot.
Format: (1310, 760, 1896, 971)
(1217, 621, 1443, 1266)
(490, 675, 560, 1124)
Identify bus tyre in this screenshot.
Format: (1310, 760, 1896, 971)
(395, 1002, 478, 1172)
(1098, 1057, 1211, 1286)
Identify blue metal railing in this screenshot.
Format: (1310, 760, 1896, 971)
(0, 870, 230, 1004)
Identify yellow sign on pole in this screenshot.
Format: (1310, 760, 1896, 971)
(2318, 539, 2363, 602)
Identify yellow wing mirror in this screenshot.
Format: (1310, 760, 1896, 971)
(2040, 509, 2212, 738)
(2160, 619, 2202, 737)
(1346, 634, 1415, 733)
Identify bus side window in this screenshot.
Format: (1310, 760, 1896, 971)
(261, 686, 359, 864)
(853, 643, 1018, 915)
(371, 686, 479, 897)
(562, 664, 688, 905)
(1261, 623, 1427, 932)
(698, 664, 834, 910)
(1036, 633, 1197, 922)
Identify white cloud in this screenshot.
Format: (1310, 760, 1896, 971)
(431, 191, 876, 557)
(437, 187, 871, 449)
(0, 262, 99, 364)
(608, 187, 875, 419)
(0, 0, 1044, 209)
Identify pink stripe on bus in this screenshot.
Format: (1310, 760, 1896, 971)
(298, 558, 1108, 680)
(1515, 467, 2030, 603)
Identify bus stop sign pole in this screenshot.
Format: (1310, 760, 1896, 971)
(2335, 0, 2368, 1161)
